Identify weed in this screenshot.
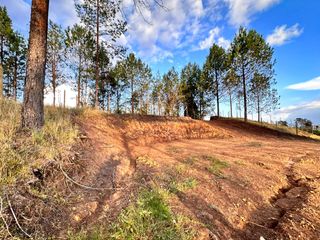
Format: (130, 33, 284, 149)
(169, 178, 198, 194)
(137, 155, 158, 167)
(205, 156, 229, 177)
(183, 156, 198, 165)
(69, 188, 196, 240)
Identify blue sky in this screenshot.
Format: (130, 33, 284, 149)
(1, 0, 319, 123)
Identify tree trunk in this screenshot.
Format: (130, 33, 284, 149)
(94, 0, 100, 108)
(107, 90, 110, 113)
(0, 64, 3, 99)
(22, 0, 49, 129)
(131, 79, 134, 114)
(13, 57, 18, 100)
(52, 61, 56, 107)
(77, 53, 82, 107)
(242, 66, 247, 122)
(229, 91, 233, 118)
(257, 95, 260, 122)
(0, 36, 3, 99)
(215, 73, 220, 117)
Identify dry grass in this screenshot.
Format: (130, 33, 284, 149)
(0, 99, 79, 239)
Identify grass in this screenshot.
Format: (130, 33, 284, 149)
(183, 156, 198, 165)
(0, 99, 79, 239)
(169, 178, 198, 194)
(0, 100, 79, 188)
(137, 155, 158, 167)
(69, 188, 196, 240)
(203, 155, 229, 177)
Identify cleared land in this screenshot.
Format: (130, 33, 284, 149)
(69, 112, 320, 240)
(1, 104, 319, 239)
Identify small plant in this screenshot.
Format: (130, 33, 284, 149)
(169, 178, 198, 193)
(136, 155, 158, 167)
(205, 156, 229, 177)
(183, 156, 198, 165)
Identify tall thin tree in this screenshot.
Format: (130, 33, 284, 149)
(22, 0, 49, 128)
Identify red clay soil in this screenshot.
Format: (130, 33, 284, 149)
(69, 112, 320, 240)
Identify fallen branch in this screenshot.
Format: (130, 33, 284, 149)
(6, 194, 32, 239)
(0, 197, 13, 238)
(59, 164, 123, 191)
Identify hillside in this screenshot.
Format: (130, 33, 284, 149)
(1, 102, 320, 240)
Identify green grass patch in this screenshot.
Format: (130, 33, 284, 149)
(69, 188, 196, 240)
(169, 178, 198, 194)
(205, 156, 229, 177)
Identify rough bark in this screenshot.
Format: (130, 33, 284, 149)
(229, 92, 233, 118)
(22, 0, 49, 129)
(94, 0, 100, 108)
(215, 73, 220, 117)
(0, 64, 3, 99)
(52, 61, 56, 106)
(242, 66, 247, 122)
(13, 57, 17, 100)
(77, 53, 82, 107)
(131, 79, 134, 114)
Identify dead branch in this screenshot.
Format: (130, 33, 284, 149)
(59, 164, 123, 191)
(6, 194, 32, 239)
(0, 197, 13, 238)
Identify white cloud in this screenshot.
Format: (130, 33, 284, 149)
(196, 27, 230, 50)
(286, 76, 320, 91)
(267, 24, 303, 46)
(225, 0, 280, 26)
(272, 100, 320, 123)
(44, 83, 77, 108)
(49, 0, 80, 28)
(124, 0, 217, 62)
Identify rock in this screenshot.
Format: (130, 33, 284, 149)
(285, 187, 306, 198)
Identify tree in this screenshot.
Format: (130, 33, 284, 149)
(249, 73, 279, 122)
(0, 6, 14, 99)
(22, 0, 50, 129)
(224, 68, 239, 118)
(46, 21, 66, 106)
(180, 63, 201, 119)
(229, 27, 275, 122)
(162, 68, 180, 116)
(75, 0, 126, 108)
(204, 44, 228, 117)
(4, 32, 27, 100)
(65, 24, 95, 107)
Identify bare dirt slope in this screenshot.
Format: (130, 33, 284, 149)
(69, 112, 320, 240)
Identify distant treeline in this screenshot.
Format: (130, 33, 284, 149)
(0, 2, 279, 123)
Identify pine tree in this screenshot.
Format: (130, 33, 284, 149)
(22, 0, 50, 129)
(180, 63, 201, 119)
(204, 44, 228, 117)
(5, 32, 27, 100)
(0, 6, 14, 99)
(230, 27, 275, 122)
(46, 21, 66, 106)
(75, 0, 126, 108)
(65, 24, 95, 107)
